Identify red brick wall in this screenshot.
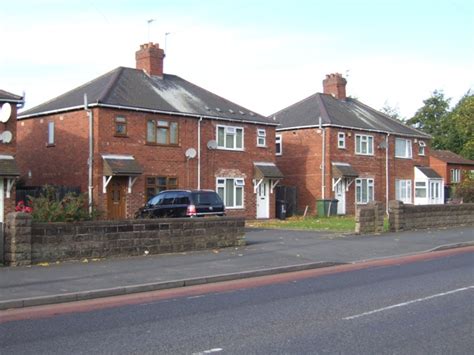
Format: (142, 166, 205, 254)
(17, 108, 277, 219)
(277, 127, 431, 215)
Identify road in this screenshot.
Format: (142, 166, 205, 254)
(1, 248, 473, 354)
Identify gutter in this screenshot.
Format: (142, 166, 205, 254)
(276, 123, 431, 140)
(19, 103, 279, 127)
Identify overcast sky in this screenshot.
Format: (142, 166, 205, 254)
(1, 0, 473, 119)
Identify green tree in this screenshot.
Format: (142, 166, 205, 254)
(450, 91, 474, 160)
(407, 90, 451, 149)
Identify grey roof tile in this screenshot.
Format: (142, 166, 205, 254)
(19, 67, 275, 125)
(431, 150, 474, 166)
(272, 93, 429, 138)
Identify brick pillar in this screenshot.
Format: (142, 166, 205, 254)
(4, 212, 33, 266)
(388, 200, 404, 232)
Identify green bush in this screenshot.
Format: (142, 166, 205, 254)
(454, 174, 474, 203)
(29, 185, 99, 222)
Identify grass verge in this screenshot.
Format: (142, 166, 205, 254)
(246, 215, 356, 232)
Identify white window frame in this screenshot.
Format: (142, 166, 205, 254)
(355, 134, 374, 155)
(216, 177, 245, 209)
(355, 178, 374, 204)
(48, 121, 55, 145)
(395, 179, 412, 204)
(418, 140, 426, 156)
(257, 128, 266, 147)
(450, 169, 461, 183)
(216, 125, 244, 151)
(415, 181, 427, 198)
(395, 138, 413, 159)
(276, 134, 282, 156)
(338, 132, 346, 149)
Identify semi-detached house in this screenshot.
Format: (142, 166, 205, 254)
(17, 43, 282, 220)
(273, 73, 443, 215)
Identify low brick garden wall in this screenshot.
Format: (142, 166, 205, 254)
(355, 201, 384, 234)
(3, 213, 245, 266)
(389, 201, 474, 232)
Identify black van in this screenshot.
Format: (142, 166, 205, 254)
(136, 190, 226, 218)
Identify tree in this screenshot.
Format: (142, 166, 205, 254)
(450, 91, 474, 160)
(407, 90, 451, 149)
(380, 101, 404, 121)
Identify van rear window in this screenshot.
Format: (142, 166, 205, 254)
(192, 192, 222, 205)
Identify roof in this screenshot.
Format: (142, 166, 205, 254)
(416, 166, 442, 179)
(254, 162, 284, 179)
(332, 162, 359, 178)
(0, 155, 20, 176)
(0, 89, 23, 103)
(19, 67, 276, 125)
(272, 93, 429, 138)
(430, 150, 474, 166)
(102, 155, 143, 176)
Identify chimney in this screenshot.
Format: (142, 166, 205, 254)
(323, 73, 347, 100)
(135, 42, 165, 77)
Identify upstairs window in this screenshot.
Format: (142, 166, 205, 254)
(276, 135, 282, 156)
(338, 132, 346, 149)
(47, 121, 55, 146)
(355, 134, 373, 155)
(418, 140, 426, 156)
(257, 128, 266, 147)
(115, 116, 127, 137)
(217, 125, 244, 150)
(395, 138, 412, 158)
(450, 169, 461, 183)
(147, 119, 178, 145)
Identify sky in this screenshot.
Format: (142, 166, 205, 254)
(1, 0, 473, 119)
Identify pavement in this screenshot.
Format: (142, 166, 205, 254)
(1, 226, 473, 310)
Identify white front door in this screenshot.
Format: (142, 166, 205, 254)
(256, 179, 270, 219)
(0, 179, 4, 223)
(335, 179, 346, 215)
(429, 180, 443, 204)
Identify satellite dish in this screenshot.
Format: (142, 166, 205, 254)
(0, 103, 12, 123)
(0, 131, 12, 143)
(185, 147, 197, 159)
(207, 140, 218, 150)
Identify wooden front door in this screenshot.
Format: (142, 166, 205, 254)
(107, 177, 127, 220)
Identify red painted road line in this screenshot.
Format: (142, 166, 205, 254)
(1, 246, 473, 324)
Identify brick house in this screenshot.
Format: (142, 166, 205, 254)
(272, 73, 442, 215)
(429, 150, 474, 200)
(17, 43, 281, 220)
(0, 90, 23, 222)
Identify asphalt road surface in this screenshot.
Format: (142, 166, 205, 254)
(1, 248, 473, 354)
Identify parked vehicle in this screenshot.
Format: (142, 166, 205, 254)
(135, 190, 226, 218)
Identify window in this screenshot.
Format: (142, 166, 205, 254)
(276, 134, 282, 156)
(145, 176, 178, 201)
(355, 178, 374, 204)
(338, 132, 346, 149)
(115, 116, 127, 136)
(146, 119, 178, 145)
(418, 141, 426, 156)
(216, 177, 244, 208)
(395, 179, 412, 203)
(355, 135, 373, 155)
(47, 122, 55, 145)
(217, 125, 244, 150)
(450, 169, 461, 183)
(415, 181, 427, 198)
(257, 129, 266, 147)
(395, 138, 412, 158)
